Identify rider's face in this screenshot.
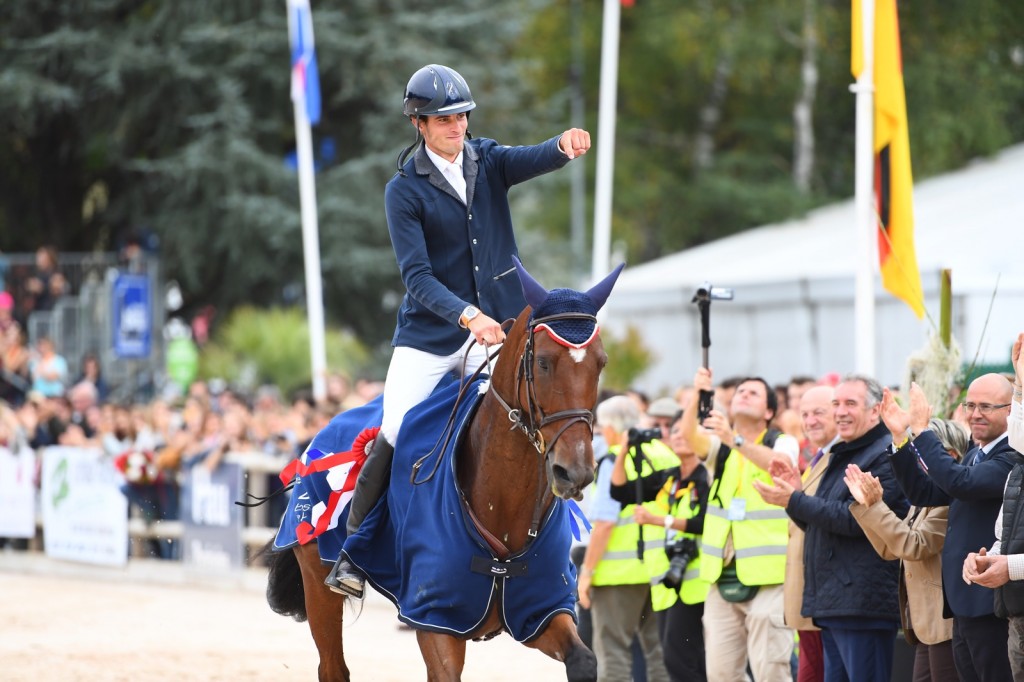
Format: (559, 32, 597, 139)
(416, 113, 468, 162)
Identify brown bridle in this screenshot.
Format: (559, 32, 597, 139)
(483, 311, 598, 537)
(410, 310, 599, 538)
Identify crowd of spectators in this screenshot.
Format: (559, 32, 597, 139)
(0, 244, 388, 559)
(574, 333, 1023, 682)
(5, 245, 1024, 681)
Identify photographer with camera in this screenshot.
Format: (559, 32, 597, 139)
(578, 395, 680, 682)
(683, 366, 799, 682)
(610, 409, 711, 682)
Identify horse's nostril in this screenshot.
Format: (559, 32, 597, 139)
(552, 464, 572, 483)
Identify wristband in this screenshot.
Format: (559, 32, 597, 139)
(663, 515, 675, 530)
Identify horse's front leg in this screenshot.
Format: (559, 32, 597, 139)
(524, 612, 597, 682)
(416, 630, 468, 682)
(294, 542, 351, 682)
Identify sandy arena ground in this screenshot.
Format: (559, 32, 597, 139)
(0, 551, 568, 681)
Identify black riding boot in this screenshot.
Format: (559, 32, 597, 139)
(324, 436, 395, 598)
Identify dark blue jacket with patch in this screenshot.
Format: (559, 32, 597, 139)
(787, 421, 907, 622)
(384, 135, 569, 355)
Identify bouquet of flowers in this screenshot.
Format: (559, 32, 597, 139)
(114, 450, 162, 485)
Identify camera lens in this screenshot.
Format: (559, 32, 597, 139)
(661, 538, 699, 589)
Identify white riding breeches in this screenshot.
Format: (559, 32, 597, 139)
(380, 336, 499, 445)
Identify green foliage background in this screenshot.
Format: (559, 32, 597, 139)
(1, 0, 1022, 386)
(600, 325, 657, 392)
(198, 306, 368, 396)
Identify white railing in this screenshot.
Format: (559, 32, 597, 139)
(9, 447, 295, 566)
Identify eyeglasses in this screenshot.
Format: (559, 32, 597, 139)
(961, 402, 1011, 415)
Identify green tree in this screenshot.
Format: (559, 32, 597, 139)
(198, 305, 369, 397)
(518, 0, 1024, 265)
(601, 324, 656, 392)
(2, 0, 1022, 358)
(0, 0, 555, 349)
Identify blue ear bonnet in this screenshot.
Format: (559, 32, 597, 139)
(511, 255, 623, 349)
(530, 288, 599, 348)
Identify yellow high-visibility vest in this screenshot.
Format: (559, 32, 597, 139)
(592, 439, 680, 587)
(699, 431, 789, 586)
(650, 477, 711, 610)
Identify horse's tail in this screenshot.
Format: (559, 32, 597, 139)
(262, 541, 308, 622)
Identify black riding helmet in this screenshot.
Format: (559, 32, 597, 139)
(397, 64, 475, 174)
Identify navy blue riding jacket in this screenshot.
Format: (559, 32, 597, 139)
(384, 135, 569, 355)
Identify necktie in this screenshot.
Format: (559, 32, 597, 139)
(809, 448, 825, 468)
(967, 446, 983, 466)
(445, 163, 466, 204)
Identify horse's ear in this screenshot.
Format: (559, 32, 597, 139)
(585, 262, 626, 311)
(513, 256, 549, 309)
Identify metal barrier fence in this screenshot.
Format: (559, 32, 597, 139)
(2, 251, 166, 404)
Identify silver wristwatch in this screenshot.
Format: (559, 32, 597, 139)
(460, 305, 481, 328)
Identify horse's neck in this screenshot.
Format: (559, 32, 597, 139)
(460, 393, 551, 553)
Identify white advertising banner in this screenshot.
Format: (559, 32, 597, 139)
(41, 447, 128, 566)
(0, 446, 36, 538)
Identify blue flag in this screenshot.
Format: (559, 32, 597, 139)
(288, 0, 321, 125)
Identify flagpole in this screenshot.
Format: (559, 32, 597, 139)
(294, 104, 327, 403)
(289, 0, 327, 403)
(852, 0, 876, 376)
(591, 0, 621, 283)
(570, 0, 587, 285)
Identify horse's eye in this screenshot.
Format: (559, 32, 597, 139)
(536, 356, 551, 372)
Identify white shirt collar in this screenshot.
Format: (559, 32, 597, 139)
(982, 432, 1008, 454)
(423, 145, 463, 175)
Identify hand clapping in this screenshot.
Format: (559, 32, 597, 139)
(844, 463, 883, 506)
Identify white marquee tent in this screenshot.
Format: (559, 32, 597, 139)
(602, 143, 1024, 395)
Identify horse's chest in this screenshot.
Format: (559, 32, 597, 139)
(470, 604, 505, 641)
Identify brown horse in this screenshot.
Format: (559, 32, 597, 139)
(267, 261, 623, 681)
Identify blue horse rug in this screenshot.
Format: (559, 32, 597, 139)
(273, 376, 586, 643)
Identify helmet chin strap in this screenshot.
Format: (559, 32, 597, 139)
(396, 128, 421, 177)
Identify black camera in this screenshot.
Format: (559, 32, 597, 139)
(695, 282, 735, 301)
(697, 389, 715, 424)
(662, 537, 700, 589)
(627, 427, 662, 446)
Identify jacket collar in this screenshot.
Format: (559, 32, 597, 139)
(833, 421, 890, 455)
(413, 141, 479, 207)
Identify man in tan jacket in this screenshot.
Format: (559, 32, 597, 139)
(767, 385, 837, 682)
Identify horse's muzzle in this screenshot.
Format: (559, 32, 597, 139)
(549, 461, 595, 501)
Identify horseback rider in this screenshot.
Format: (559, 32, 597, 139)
(325, 63, 592, 597)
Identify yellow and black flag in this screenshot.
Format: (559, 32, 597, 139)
(852, 0, 924, 318)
